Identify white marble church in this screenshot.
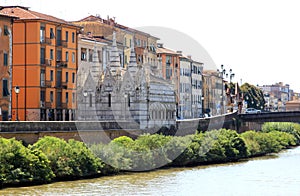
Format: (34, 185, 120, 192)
(77, 32, 176, 129)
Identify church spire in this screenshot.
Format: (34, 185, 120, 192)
(127, 38, 138, 75)
(109, 31, 121, 76)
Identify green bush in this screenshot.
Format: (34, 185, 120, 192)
(0, 137, 54, 186)
(241, 130, 296, 156)
(31, 136, 101, 179)
(203, 129, 247, 162)
(173, 129, 247, 166)
(262, 122, 300, 144)
(90, 142, 133, 173)
(67, 139, 103, 177)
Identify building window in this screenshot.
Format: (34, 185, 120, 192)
(4, 25, 9, 36)
(50, 70, 54, 81)
(66, 51, 69, 62)
(65, 72, 69, 82)
(124, 37, 127, 47)
(89, 49, 93, 62)
(50, 28, 55, 39)
(89, 94, 92, 107)
(40, 26, 45, 43)
(56, 49, 62, 61)
(72, 52, 75, 63)
(128, 94, 130, 107)
(40, 69, 45, 86)
(66, 92, 69, 103)
(124, 55, 127, 64)
(40, 48, 45, 64)
(81, 48, 86, 61)
(108, 94, 111, 107)
(130, 39, 132, 48)
(40, 90, 45, 102)
(65, 31, 69, 42)
(3, 53, 8, 66)
(97, 50, 102, 63)
(50, 91, 54, 102)
(56, 29, 62, 46)
(72, 92, 75, 103)
(2, 79, 9, 96)
(72, 32, 75, 43)
(50, 49, 54, 60)
(72, 73, 75, 83)
(166, 55, 172, 64)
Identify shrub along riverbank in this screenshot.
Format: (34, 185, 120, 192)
(1, 122, 300, 188)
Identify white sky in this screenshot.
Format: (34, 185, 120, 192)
(3, 0, 300, 91)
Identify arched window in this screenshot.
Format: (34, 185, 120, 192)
(108, 93, 111, 107)
(128, 94, 130, 107)
(89, 93, 92, 107)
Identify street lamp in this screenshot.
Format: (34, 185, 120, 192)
(83, 90, 88, 120)
(14, 86, 20, 121)
(201, 95, 205, 117)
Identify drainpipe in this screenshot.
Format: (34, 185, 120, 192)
(8, 20, 13, 118)
(24, 21, 27, 121)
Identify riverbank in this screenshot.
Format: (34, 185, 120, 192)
(1, 122, 300, 189)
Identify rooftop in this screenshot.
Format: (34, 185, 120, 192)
(0, 6, 79, 27)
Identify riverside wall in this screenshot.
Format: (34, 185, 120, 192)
(0, 111, 259, 144)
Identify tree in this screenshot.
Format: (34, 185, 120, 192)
(241, 83, 265, 110)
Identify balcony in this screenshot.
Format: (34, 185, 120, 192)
(56, 60, 67, 68)
(40, 37, 52, 45)
(45, 80, 52, 88)
(41, 59, 52, 66)
(45, 102, 52, 108)
(56, 40, 68, 48)
(40, 101, 45, 108)
(41, 80, 46, 88)
(62, 102, 68, 109)
(62, 81, 68, 89)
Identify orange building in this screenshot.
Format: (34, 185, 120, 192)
(0, 13, 15, 121)
(0, 6, 81, 121)
(156, 43, 180, 117)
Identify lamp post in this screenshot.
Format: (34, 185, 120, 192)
(201, 95, 204, 117)
(218, 65, 235, 114)
(219, 65, 226, 114)
(83, 90, 88, 120)
(14, 86, 20, 121)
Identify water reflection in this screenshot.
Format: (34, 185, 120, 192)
(2, 147, 300, 195)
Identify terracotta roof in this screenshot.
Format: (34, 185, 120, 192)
(156, 47, 180, 55)
(0, 12, 18, 18)
(0, 6, 79, 27)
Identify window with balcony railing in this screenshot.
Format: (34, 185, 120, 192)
(56, 29, 62, 46)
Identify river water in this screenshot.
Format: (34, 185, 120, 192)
(2, 147, 300, 196)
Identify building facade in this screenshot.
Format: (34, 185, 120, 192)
(0, 14, 14, 121)
(191, 58, 203, 118)
(156, 44, 180, 117)
(203, 70, 223, 116)
(178, 55, 204, 119)
(77, 32, 176, 129)
(259, 82, 291, 112)
(0, 6, 80, 121)
(72, 15, 159, 70)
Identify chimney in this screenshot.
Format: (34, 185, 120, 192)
(177, 51, 182, 55)
(157, 43, 163, 48)
(187, 55, 192, 59)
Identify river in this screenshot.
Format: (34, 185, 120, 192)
(2, 147, 300, 195)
